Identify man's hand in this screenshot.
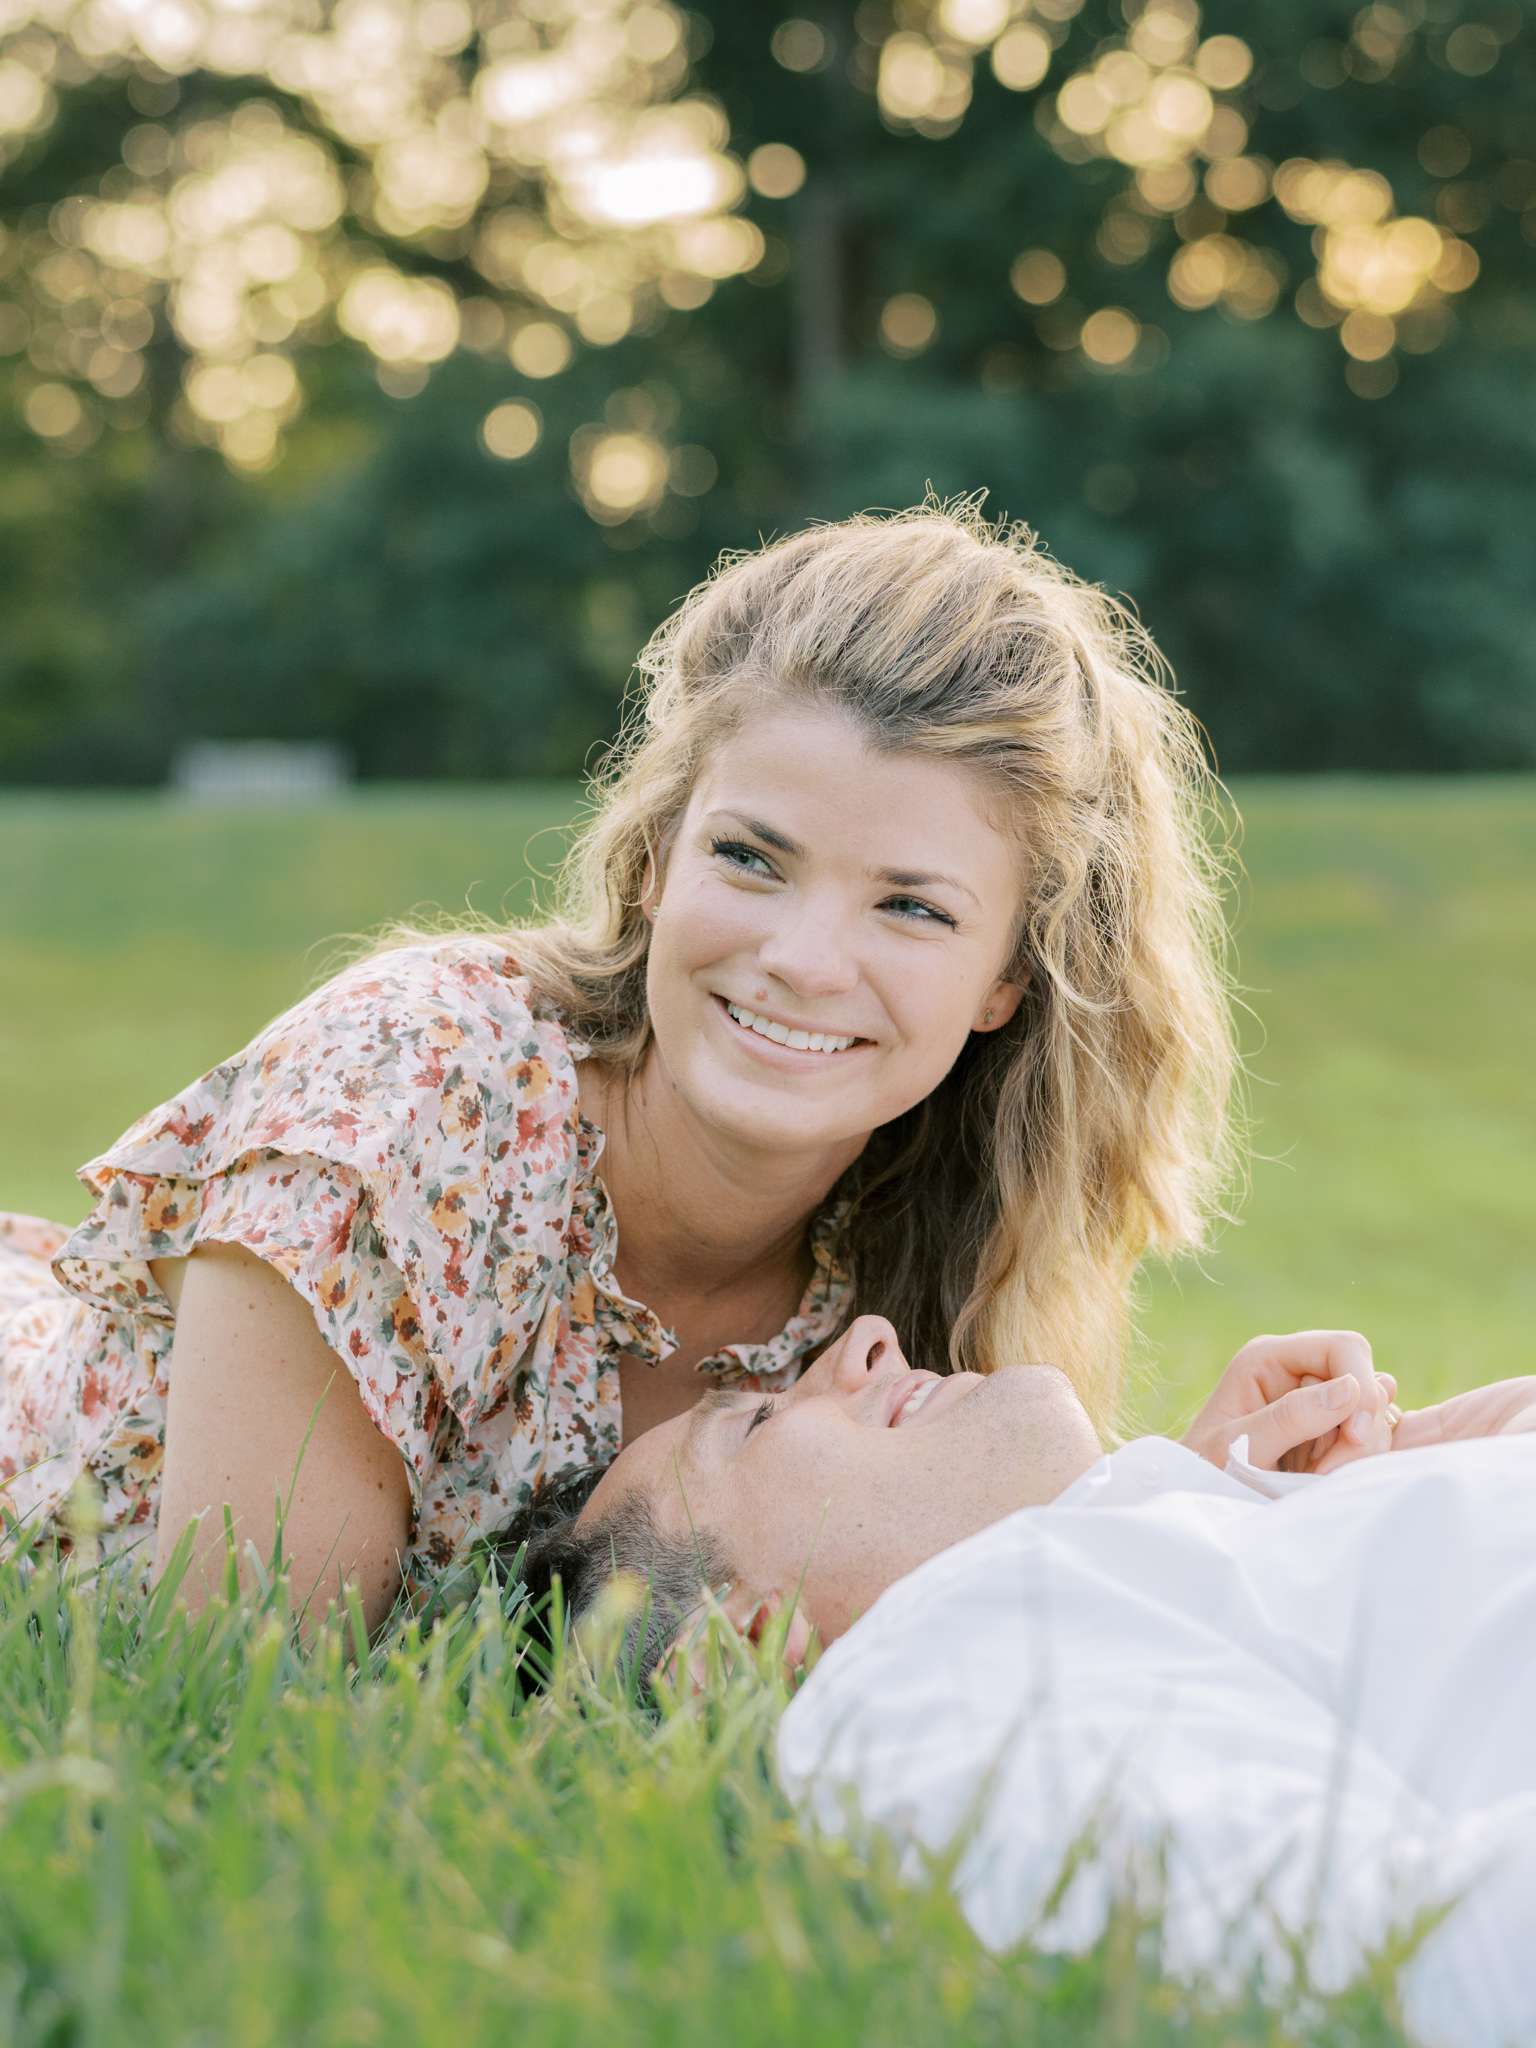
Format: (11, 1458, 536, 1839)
(1182, 1330, 1395, 1473)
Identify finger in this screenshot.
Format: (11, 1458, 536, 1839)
(1312, 1435, 1377, 1476)
(1242, 1377, 1358, 1467)
(1376, 1371, 1397, 1402)
(1281, 1420, 1340, 1473)
(1343, 1374, 1393, 1446)
(1234, 1332, 1376, 1409)
(1314, 1385, 1397, 1470)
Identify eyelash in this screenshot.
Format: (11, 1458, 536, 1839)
(744, 1397, 778, 1440)
(707, 836, 957, 929)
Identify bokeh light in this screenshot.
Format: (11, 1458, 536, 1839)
(1080, 306, 1139, 367)
(668, 442, 717, 496)
(746, 144, 806, 201)
(570, 422, 669, 523)
(1010, 249, 1066, 305)
(770, 20, 827, 74)
(0, 0, 1521, 481)
(481, 399, 541, 460)
(0, 0, 760, 468)
(879, 292, 938, 356)
(990, 25, 1052, 92)
(509, 321, 574, 379)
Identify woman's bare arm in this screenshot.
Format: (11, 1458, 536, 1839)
(149, 1243, 412, 1637)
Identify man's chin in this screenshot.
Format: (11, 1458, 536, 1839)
(934, 1363, 1101, 1509)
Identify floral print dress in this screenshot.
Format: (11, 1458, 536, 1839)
(0, 937, 852, 1604)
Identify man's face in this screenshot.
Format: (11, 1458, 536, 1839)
(577, 1318, 1104, 1640)
(640, 703, 1027, 1163)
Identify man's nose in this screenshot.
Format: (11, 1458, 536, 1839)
(800, 1315, 903, 1398)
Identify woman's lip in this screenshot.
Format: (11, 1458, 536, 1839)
(713, 994, 874, 1062)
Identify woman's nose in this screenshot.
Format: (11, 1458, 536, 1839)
(753, 897, 860, 998)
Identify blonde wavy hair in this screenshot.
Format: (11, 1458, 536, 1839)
(375, 495, 1239, 1432)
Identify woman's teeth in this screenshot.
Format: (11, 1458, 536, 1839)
(725, 1001, 859, 1055)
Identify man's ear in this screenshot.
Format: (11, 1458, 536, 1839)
(720, 1582, 818, 1669)
(661, 1582, 820, 1696)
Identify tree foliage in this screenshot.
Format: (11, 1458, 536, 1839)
(1, 0, 1532, 779)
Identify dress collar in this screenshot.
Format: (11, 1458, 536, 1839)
(568, 1086, 854, 1385)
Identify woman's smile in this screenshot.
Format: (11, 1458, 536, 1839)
(638, 704, 1029, 1173)
(713, 994, 874, 1063)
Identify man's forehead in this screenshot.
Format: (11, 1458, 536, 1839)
(576, 1388, 741, 1529)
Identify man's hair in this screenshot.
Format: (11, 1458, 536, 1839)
(494, 1466, 731, 1694)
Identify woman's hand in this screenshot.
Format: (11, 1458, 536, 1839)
(1181, 1330, 1395, 1473)
(1290, 1374, 1536, 1477)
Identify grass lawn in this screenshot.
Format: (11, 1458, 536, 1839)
(4, 778, 1532, 1425)
(0, 778, 1531, 2047)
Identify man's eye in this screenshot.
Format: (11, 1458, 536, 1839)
(744, 1397, 778, 1440)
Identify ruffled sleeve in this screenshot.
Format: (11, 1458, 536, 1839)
(51, 938, 587, 1503)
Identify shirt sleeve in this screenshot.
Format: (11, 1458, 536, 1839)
(51, 939, 585, 1503)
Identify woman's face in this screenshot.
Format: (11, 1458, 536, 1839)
(642, 704, 1027, 1161)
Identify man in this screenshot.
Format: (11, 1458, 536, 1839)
(508, 1320, 1536, 2048)
(510, 1312, 1492, 1679)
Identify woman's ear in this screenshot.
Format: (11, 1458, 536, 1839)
(639, 827, 678, 924)
(639, 851, 660, 922)
(973, 977, 1027, 1034)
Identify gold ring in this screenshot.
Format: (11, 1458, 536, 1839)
(1385, 1401, 1403, 1432)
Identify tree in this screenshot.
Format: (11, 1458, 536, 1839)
(2, 0, 1532, 778)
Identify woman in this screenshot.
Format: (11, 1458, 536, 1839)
(0, 496, 1260, 1634)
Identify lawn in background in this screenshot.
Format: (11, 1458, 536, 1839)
(0, 778, 1531, 2048)
(3, 779, 1533, 1434)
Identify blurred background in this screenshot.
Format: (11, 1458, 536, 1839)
(2, 0, 1532, 1425)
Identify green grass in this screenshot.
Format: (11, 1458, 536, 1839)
(0, 1511, 1418, 2048)
(0, 779, 1531, 2047)
(4, 779, 1532, 1425)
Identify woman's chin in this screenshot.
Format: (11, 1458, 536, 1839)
(682, 1062, 868, 1155)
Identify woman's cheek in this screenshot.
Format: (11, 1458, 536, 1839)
(675, 881, 763, 960)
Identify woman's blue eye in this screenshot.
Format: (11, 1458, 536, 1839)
(885, 896, 956, 929)
(709, 836, 775, 878)
(708, 838, 956, 928)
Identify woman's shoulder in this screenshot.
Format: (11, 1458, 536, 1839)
(299, 932, 566, 1051)
(55, 929, 598, 1495)
(299, 931, 562, 1047)
(79, 930, 587, 1194)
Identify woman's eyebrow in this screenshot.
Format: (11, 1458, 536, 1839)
(704, 808, 980, 906)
